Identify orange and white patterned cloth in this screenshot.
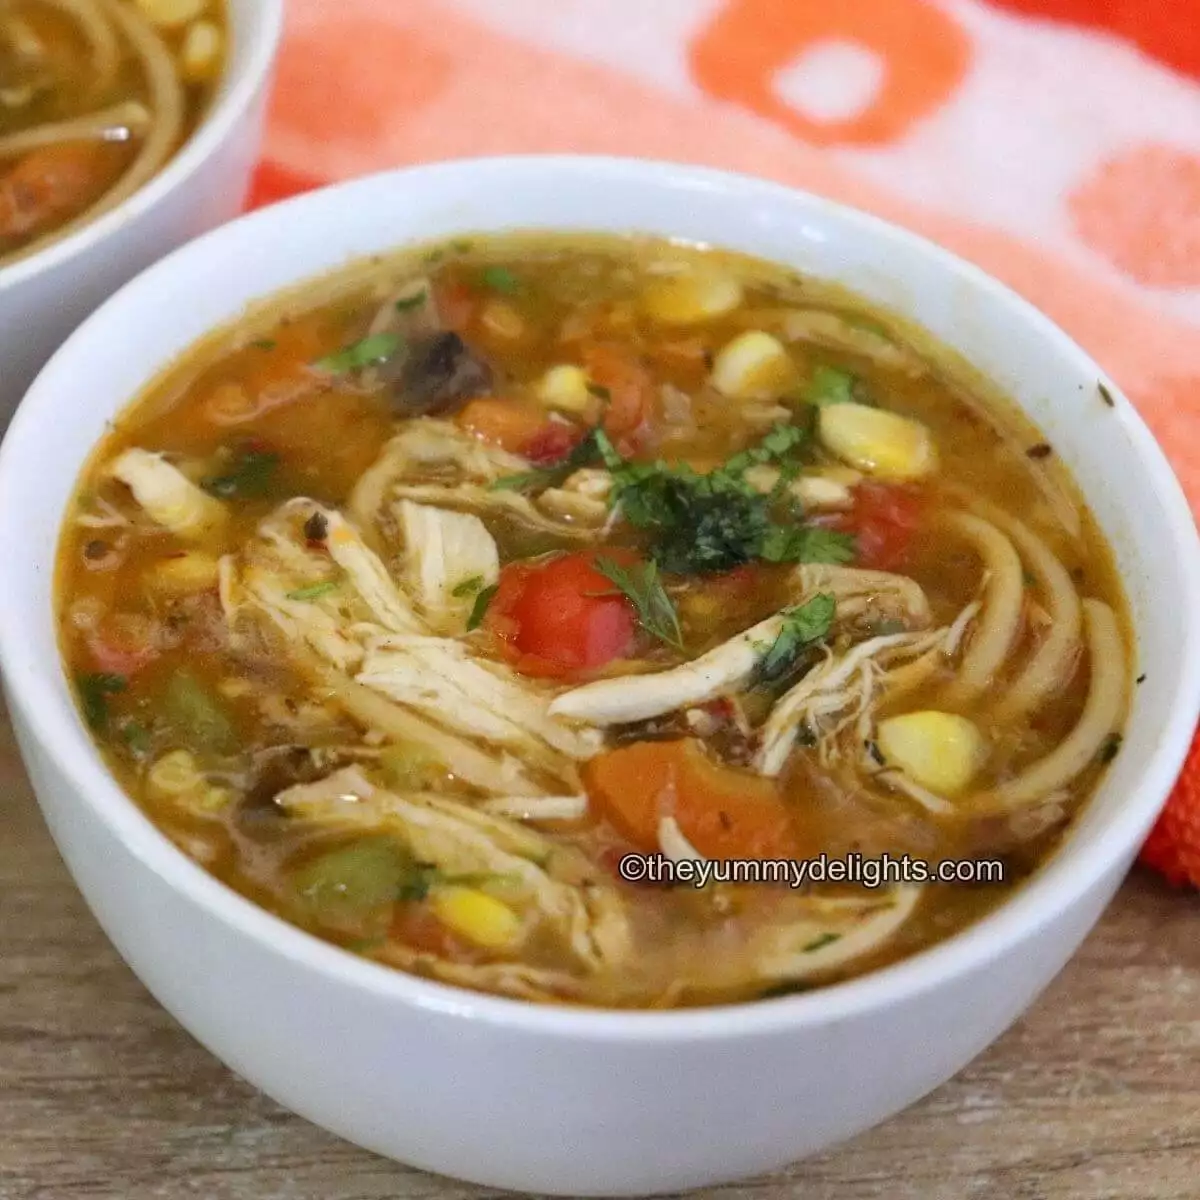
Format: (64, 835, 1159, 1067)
(249, 0, 1200, 869)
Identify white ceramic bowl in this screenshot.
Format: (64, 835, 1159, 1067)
(1, 158, 1198, 1196)
(0, 0, 284, 420)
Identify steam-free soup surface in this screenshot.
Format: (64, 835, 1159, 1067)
(0, 0, 227, 266)
(57, 234, 1132, 1008)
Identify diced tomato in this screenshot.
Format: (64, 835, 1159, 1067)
(824, 482, 925, 572)
(581, 343, 654, 442)
(486, 550, 639, 679)
(389, 905, 464, 959)
(457, 397, 552, 453)
(432, 275, 481, 333)
(583, 739, 802, 861)
(86, 615, 160, 677)
(521, 421, 583, 466)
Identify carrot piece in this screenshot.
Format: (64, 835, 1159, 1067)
(0, 142, 125, 240)
(580, 343, 654, 439)
(432, 275, 482, 333)
(457, 397, 556, 453)
(583, 739, 801, 860)
(86, 614, 161, 677)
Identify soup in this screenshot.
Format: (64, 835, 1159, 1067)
(0, 0, 227, 266)
(56, 235, 1132, 1008)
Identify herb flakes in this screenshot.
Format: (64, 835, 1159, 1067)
(314, 331, 402, 375)
(593, 556, 684, 651)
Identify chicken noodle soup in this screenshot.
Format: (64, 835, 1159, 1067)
(56, 234, 1132, 1008)
(0, 0, 227, 266)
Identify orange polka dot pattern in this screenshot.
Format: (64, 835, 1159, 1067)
(248, 0, 1200, 885)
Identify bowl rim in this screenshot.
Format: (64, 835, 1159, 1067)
(0, 0, 286, 291)
(3, 154, 1199, 1042)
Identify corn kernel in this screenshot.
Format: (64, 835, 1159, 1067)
(710, 331, 796, 401)
(430, 886, 523, 950)
(642, 272, 744, 325)
(790, 475, 854, 510)
(535, 365, 593, 415)
(179, 20, 223, 82)
(480, 299, 526, 342)
(876, 711, 987, 796)
(817, 402, 937, 481)
(147, 750, 203, 798)
(149, 552, 220, 593)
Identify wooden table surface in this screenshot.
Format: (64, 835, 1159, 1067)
(2, 708, 1198, 1200)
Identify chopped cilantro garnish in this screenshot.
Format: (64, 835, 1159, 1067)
(250, 338, 276, 351)
(481, 266, 520, 294)
(394, 290, 428, 312)
(721, 422, 809, 475)
(805, 365, 856, 407)
(314, 331, 402, 374)
(802, 932, 842, 953)
(78, 672, 126, 733)
(451, 575, 485, 598)
(466, 584, 498, 631)
(396, 862, 441, 903)
(753, 593, 836, 688)
(760, 525, 857, 565)
(202, 448, 280, 499)
(286, 580, 340, 602)
(593, 557, 683, 652)
(491, 427, 604, 494)
(600, 423, 850, 575)
(120, 720, 152, 758)
(1098, 733, 1123, 765)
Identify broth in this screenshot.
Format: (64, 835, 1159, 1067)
(55, 234, 1133, 1008)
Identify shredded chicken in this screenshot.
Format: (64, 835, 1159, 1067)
(755, 614, 971, 777)
(395, 500, 499, 633)
(276, 771, 631, 972)
(356, 635, 602, 781)
(108, 448, 227, 539)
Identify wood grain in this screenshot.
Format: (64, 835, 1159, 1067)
(1, 706, 1198, 1200)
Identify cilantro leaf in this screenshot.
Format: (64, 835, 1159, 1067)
(314, 332, 402, 375)
(490, 427, 604, 493)
(761, 525, 857, 565)
(394, 289, 428, 312)
(481, 266, 520, 294)
(614, 463, 771, 575)
(396, 862, 441, 903)
(286, 580, 340, 602)
(593, 556, 683, 651)
(202, 448, 280, 499)
(467, 583, 498, 631)
(721, 422, 809, 475)
(78, 672, 127, 733)
(753, 593, 836, 688)
(451, 575, 485, 598)
(802, 932, 842, 953)
(805, 365, 856, 407)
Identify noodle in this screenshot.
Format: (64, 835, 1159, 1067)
(940, 511, 1025, 707)
(981, 600, 1126, 811)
